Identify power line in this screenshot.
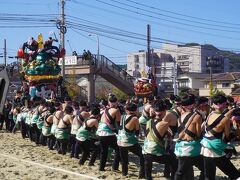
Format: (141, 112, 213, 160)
(68, 1, 240, 41)
(126, 0, 240, 26)
(110, 0, 240, 30)
(93, 0, 240, 33)
(66, 17, 240, 53)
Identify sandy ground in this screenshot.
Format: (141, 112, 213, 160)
(0, 130, 239, 180)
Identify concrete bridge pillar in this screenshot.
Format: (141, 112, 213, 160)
(87, 73, 95, 103)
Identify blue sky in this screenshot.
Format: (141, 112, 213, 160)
(0, 0, 240, 64)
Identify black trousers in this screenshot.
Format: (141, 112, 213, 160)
(47, 135, 56, 150)
(0, 114, 4, 130)
(58, 139, 69, 155)
(70, 134, 77, 157)
(144, 153, 178, 180)
(174, 155, 204, 180)
(39, 133, 47, 146)
(20, 120, 27, 139)
(164, 140, 176, 177)
(9, 118, 15, 132)
(77, 139, 100, 166)
(119, 143, 145, 177)
(204, 156, 240, 180)
(25, 124, 32, 141)
(30, 124, 41, 144)
(99, 135, 120, 171)
(4, 115, 10, 131)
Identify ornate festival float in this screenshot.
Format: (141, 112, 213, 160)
(17, 33, 65, 100)
(134, 68, 158, 97)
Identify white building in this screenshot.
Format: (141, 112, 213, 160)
(155, 43, 229, 74)
(127, 43, 230, 94)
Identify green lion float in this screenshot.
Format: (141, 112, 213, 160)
(17, 33, 65, 99)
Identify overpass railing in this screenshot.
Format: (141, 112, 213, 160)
(72, 55, 134, 85)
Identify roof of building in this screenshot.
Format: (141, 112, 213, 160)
(202, 72, 240, 82)
(231, 88, 240, 95)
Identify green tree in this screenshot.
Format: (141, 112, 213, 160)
(212, 88, 226, 97)
(112, 87, 129, 101)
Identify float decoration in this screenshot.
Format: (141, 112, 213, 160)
(17, 33, 65, 99)
(134, 68, 157, 97)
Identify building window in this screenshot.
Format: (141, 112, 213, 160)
(181, 67, 189, 72)
(134, 55, 139, 63)
(135, 64, 139, 69)
(222, 83, 230, 87)
(178, 61, 189, 66)
(179, 80, 189, 88)
(178, 55, 190, 60)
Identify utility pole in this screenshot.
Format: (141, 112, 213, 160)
(173, 58, 177, 95)
(4, 39, 7, 67)
(60, 0, 66, 78)
(147, 24, 151, 67)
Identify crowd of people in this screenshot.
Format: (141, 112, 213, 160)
(1, 90, 240, 180)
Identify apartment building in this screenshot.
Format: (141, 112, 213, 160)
(156, 43, 229, 74)
(127, 43, 230, 94)
(127, 50, 175, 93)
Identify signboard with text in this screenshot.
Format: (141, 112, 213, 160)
(58, 56, 77, 65)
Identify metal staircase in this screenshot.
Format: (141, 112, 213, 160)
(93, 55, 134, 95)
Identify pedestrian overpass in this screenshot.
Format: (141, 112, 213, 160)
(62, 55, 135, 102)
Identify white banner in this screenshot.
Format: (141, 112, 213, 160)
(59, 56, 77, 65)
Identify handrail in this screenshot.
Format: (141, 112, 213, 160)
(63, 54, 135, 86)
(94, 55, 134, 85)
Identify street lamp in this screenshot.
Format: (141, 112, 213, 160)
(88, 34, 100, 61)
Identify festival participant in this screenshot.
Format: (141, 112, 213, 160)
(195, 96, 211, 132)
(38, 101, 49, 145)
(51, 101, 63, 150)
(231, 110, 240, 141)
(96, 94, 121, 171)
(25, 104, 34, 142)
(19, 106, 29, 139)
(117, 102, 145, 178)
(162, 98, 181, 178)
(22, 37, 38, 61)
(11, 105, 21, 133)
(79, 100, 90, 122)
(43, 37, 58, 49)
(99, 99, 108, 115)
(71, 100, 91, 158)
(12, 107, 22, 133)
(2, 100, 12, 132)
(143, 99, 177, 180)
(196, 97, 210, 120)
(138, 95, 154, 139)
(30, 98, 47, 145)
(226, 95, 236, 109)
(41, 103, 55, 150)
(8, 102, 15, 132)
(13, 90, 22, 107)
(174, 94, 204, 180)
(62, 96, 71, 112)
(75, 106, 101, 166)
(200, 94, 240, 180)
(70, 101, 82, 158)
(55, 105, 73, 155)
(0, 113, 5, 130)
